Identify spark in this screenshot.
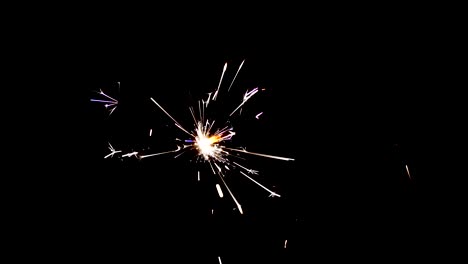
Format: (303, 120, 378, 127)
(217, 170, 243, 214)
(255, 112, 263, 119)
(284, 239, 288, 248)
(122, 151, 139, 158)
(90, 89, 118, 115)
(197, 171, 200, 181)
(240, 171, 280, 197)
(226, 147, 295, 161)
(405, 164, 412, 180)
(139, 146, 181, 159)
(149, 129, 152, 136)
(215, 184, 224, 198)
(218, 256, 222, 264)
(212, 62, 227, 101)
(104, 142, 121, 159)
(227, 59, 245, 92)
(229, 87, 259, 116)
(232, 161, 259, 175)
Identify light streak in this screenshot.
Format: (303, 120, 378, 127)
(239, 171, 280, 197)
(139, 146, 181, 159)
(255, 112, 263, 119)
(226, 147, 295, 161)
(405, 164, 412, 180)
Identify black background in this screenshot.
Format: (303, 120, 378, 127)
(11, 9, 464, 263)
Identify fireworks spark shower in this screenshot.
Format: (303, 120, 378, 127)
(103, 60, 294, 214)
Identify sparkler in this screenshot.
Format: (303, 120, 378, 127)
(100, 60, 294, 215)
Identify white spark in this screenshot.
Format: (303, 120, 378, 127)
(197, 171, 200, 181)
(233, 161, 259, 175)
(227, 59, 245, 92)
(405, 164, 412, 180)
(255, 112, 263, 119)
(212, 62, 227, 101)
(217, 172, 243, 214)
(229, 87, 259, 116)
(240, 171, 280, 197)
(91, 89, 118, 116)
(139, 146, 181, 159)
(284, 239, 288, 248)
(122, 151, 139, 158)
(218, 256, 222, 264)
(150, 97, 193, 136)
(216, 184, 224, 198)
(149, 129, 152, 136)
(227, 147, 295, 161)
(104, 142, 122, 159)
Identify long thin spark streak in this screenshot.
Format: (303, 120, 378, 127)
(284, 239, 288, 248)
(217, 171, 243, 214)
(255, 112, 263, 119)
(227, 59, 244, 92)
(226, 147, 295, 161)
(218, 256, 222, 264)
(240, 171, 280, 197)
(405, 164, 412, 180)
(229, 87, 259, 116)
(232, 161, 259, 175)
(99, 89, 118, 102)
(90, 99, 117, 104)
(139, 146, 181, 159)
(150, 97, 193, 137)
(149, 129, 152, 137)
(212, 62, 227, 101)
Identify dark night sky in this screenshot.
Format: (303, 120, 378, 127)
(13, 13, 463, 262)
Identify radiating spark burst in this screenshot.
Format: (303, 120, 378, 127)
(135, 60, 294, 214)
(90, 87, 118, 115)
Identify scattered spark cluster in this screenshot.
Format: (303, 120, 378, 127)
(93, 60, 295, 215)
